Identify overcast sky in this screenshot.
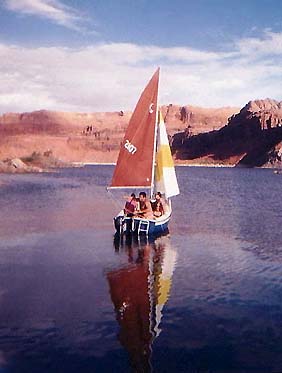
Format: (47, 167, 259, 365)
(0, 0, 282, 113)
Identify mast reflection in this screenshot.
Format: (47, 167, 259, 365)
(107, 233, 177, 372)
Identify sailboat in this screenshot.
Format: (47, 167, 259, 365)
(108, 68, 179, 236)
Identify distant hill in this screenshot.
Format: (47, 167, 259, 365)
(0, 105, 238, 165)
(1, 100, 281, 168)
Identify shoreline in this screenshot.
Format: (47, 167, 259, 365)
(73, 162, 235, 168)
(72, 162, 116, 166)
(71, 162, 281, 169)
(0, 160, 279, 175)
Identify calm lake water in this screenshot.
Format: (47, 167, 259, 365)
(0, 166, 282, 372)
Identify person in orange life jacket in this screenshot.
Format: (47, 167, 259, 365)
(152, 192, 165, 217)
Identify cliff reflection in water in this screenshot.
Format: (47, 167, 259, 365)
(107, 234, 177, 372)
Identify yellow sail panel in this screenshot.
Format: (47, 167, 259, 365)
(156, 144, 174, 172)
(155, 111, 180, 198)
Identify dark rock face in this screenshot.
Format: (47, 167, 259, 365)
(172, 99, 282, 167)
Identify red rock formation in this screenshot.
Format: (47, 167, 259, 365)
(172, 99, 282, 167)
(227, 99, 282, 131)
(161, 104, 239, 136)
(5, 101, 281, 168)
(0, 106, 238, 164)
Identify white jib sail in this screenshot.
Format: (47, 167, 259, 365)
(155, 111, 180, 198)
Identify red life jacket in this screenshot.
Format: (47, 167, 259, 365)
(125, 200, 135, 213)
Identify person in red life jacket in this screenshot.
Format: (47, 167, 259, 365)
(124, 193, 138, 217)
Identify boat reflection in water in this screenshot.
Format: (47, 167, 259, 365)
(107, 233, 177, 372)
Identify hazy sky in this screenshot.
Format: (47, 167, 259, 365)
(0, 0, 282, 113)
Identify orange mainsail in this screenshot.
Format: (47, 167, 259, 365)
(110, 68, 159, 188)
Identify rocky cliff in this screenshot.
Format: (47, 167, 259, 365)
(172, 99, 282, 167)
(1, 100, 281, 169)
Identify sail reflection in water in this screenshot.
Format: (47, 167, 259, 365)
(107, 234, 177, 372)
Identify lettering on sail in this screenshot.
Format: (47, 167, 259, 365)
(149, 103, 154, 114)
(124, 139, 137, 154)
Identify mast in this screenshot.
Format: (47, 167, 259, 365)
(150, 70, 160, 199)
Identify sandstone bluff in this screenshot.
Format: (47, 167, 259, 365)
(0, 99, 281, 172)
(172, 99, 282, 167)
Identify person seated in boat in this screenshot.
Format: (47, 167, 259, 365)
(134, 192, 154, 219)
(152, 192, 165, 217)
(124, 193, 138, 217)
